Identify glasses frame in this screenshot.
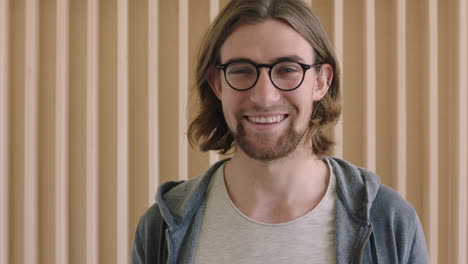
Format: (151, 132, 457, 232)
(217, 59, 322, 91)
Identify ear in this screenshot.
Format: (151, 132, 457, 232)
(313, 63, 333, 101)
(207, 66, 223, 100)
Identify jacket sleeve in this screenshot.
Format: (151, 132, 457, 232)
(131, 203, 167, 264)
(406, 214, 430, 264)
(132, 219, 145, 264)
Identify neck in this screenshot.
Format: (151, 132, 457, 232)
(224, 147, 330, 223)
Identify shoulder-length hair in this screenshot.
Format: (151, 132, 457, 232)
(188, 0, 341, 157)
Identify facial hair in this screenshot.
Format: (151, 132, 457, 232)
(231, 107, 308, 161)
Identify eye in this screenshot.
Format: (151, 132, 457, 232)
(278, 66, 300, 73)
(274, 62, 302, 75)
(229, 67, 254, 75)
(227, 62, 256, 76)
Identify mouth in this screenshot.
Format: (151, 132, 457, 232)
(245, 114, 288, 124)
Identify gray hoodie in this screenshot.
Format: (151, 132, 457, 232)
(132, 157, 429, 264)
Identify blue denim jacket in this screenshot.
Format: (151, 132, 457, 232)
(132, 157, 429, 264)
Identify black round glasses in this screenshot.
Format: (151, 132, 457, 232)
(218, 59, 322, 91)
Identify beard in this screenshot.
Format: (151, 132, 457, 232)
(231, 111, 308, 161)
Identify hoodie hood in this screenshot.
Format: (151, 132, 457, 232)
(328, 157, 381, 224)
(156, 159, 227, 231)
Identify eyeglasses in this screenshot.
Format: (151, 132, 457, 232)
(218, 59, 322, 91)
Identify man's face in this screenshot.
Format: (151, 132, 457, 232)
(211, 19, 326, 161)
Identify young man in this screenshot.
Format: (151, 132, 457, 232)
(132, 0, 429, 263)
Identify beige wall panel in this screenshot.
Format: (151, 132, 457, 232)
(310, 1, 333, 36)
(10, 1, 26, 263)
(342, 0, 366, 167)
(209, 0, 219, 22)
(24, 0, 40, 263)
(85, 1, 100, 264)
(179, 0, 189, 181)
(455, 0, 468, 262)
(188, 0, 211, 178)
(38, 0, 57, 263)
(375, 0, 398, 190)
(208, 0, 220, 164)
(98, 0, 118, 263)
(425, 0, 439, 261)
(55, 0, 70, 263)
(116, 0, 130, 262)
(437, 1, 452, 262)
(405, 0, 428, 218)
(129, 0, 150, 257)
(148, 0, 160, 205)
(333, 0, 344, 158)
(0, 0, 9, 263)
(364, 0, 376, 172)
(395, 0, 407, 197)
(69, 1, 87, 263)
(159, 0, 180, 183)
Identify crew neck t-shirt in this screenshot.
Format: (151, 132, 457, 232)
(193, 161, 337, 264)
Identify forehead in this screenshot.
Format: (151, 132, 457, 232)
(220, 19, 314, 64)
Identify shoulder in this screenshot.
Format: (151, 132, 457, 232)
(370, 185, 428, 262)
(371, 184, 419, 226)
(132, 203, 166, 264)
(134, 203, 165, 245)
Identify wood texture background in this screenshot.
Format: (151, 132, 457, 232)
(0, 0, 467, 263)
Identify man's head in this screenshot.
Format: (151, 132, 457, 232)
(188, 0, 341, 159)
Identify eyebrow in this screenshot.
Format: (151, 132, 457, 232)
(222, 55, 307, 65)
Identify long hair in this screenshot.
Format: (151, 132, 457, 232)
(188, 0, 341, 156)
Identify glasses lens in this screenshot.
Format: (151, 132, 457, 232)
(271, 62, 304, 90)
(225, 62, 257, 90)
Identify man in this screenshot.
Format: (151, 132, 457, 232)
(132, 0, 429, 263)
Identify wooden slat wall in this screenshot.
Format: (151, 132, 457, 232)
(24, 0, 39, 263)
(0, 0, 9, 263)
(85, 1, 99, 263)
(1, 0, 467, 263)
(55, 0, 70, 263)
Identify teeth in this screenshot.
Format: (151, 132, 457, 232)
(248, 115, 285, 124)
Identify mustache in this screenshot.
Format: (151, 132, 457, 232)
(236, 104, 296, 115)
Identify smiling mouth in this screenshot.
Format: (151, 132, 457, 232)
(246, 115, 287, 124)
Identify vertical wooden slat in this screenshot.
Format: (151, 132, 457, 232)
(159, 0, 179, 183)
(209, 0, 220, 165)
(117, 0, 129, 262)
(364, 0, 376, 172)
(426, 0, 438, 261)
(333, 0, 343, 158)
(395, 0, 407, 197)
(69, 0, 88, 262)
(437, 2, 451, 262)
(456, 0, 468, 262)
(209, 0, 219, 22)
(24, 0, 39, 263)
(0, 0, 9, 263)
(56, 0, 70, 263)
(86, 0, 99, 263)
(179, 0, 189, 180)
(188, 0, 211, 177)
(148, 0, 159, 203)
(342, 0, 365, 167)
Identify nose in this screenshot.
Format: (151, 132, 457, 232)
(249, 69, 281, 107)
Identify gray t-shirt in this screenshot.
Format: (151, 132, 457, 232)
(194, 161, 336, 264)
